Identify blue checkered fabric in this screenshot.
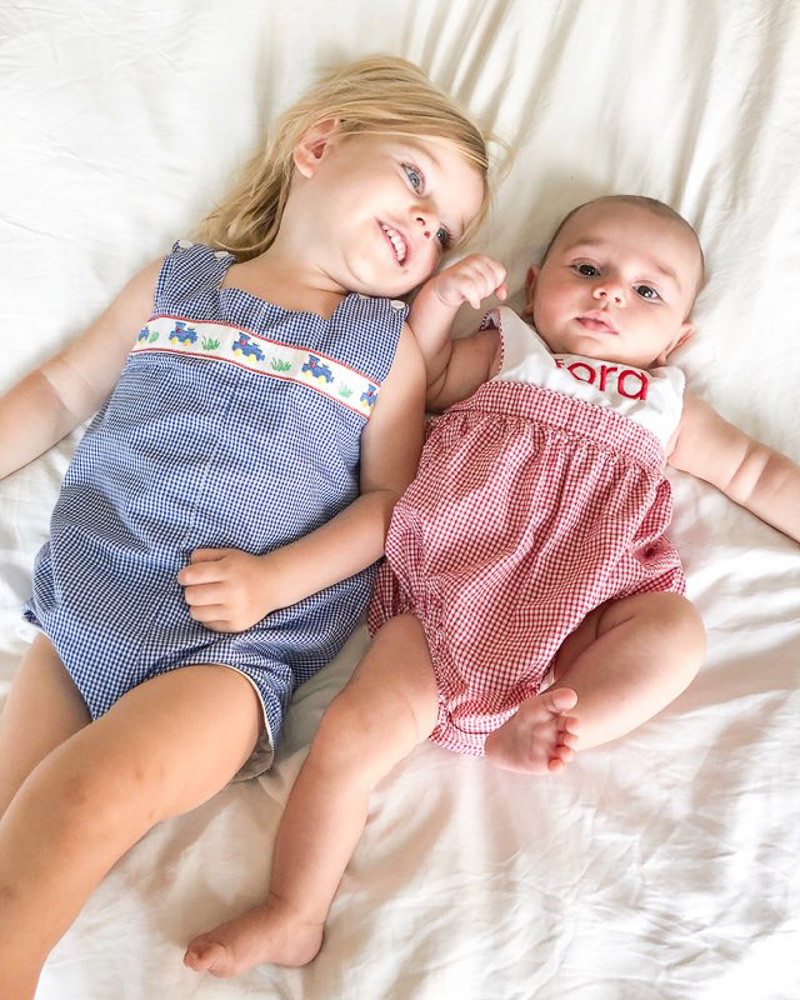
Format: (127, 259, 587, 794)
(24, 241, 407, 761)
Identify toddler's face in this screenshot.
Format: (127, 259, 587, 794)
(291, 129, 485, 299)
(526, 201, 702, 369)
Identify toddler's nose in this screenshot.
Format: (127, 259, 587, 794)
(415, 215, 431, 240)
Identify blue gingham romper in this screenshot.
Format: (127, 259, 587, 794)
(24, 241, 408, 774)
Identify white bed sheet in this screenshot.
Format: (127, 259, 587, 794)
(1, 1, 799, 997)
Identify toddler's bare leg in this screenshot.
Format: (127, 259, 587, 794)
(184, 614, 439, 978)
(0, 664, 262, 999)
(0, 634, 90, 816)
(486, 592, 705, 770)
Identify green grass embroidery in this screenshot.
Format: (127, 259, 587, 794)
(201, 337, 221, 351)
(338, 383, 354, 398)
(148, 331, 160, 343)
(271, 358, 293, 372)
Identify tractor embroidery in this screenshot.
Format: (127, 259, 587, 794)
(360, 384, 378, 410)
(301, 355, 334, 384)
(232, 333, 265, 361)
(138, 326, 150, 342)
(169, 321, 197, 346)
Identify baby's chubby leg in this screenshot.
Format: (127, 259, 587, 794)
(184, 613, 440, 978)
(487, 592, 704, 770)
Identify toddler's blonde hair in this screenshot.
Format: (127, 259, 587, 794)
(204, 55, 491, 261)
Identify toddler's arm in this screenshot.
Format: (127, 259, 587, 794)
(668, 391, 800, 541)
(0, 259, 162, 479)
(179, 325, 427, 632)
(409, 254, 507, 412)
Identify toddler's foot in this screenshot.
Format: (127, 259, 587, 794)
(184, 893, 324, 977)
(484, 688, 579, 774)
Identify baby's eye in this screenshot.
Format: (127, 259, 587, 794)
(634, 284, 661, 301)
(436, 226, 452, 251)
(403, 163, 424, 192)
(574, 263, 599, 277)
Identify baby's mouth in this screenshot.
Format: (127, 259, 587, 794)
(380, 222, 408, 265)
(576, 311, 618, 334)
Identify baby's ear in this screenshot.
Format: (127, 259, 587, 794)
(522, 265, 539, 317)
(293, 119, 340, 178)
(657, 320, 695, 365)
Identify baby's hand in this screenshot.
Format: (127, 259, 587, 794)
(429, 254, 508, 310)
(178, 548, 278, 633)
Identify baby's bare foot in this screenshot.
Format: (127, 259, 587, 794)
(184, 893, 323, 977)
(484, 688, 579, 774)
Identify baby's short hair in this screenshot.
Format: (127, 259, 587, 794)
(542, 195, 705, 301)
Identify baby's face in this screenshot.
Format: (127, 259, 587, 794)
(527, 201, 702, 369)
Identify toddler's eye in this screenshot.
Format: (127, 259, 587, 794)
(436, 226, 452, 251)
(574, 263, 599, 277)
(403, 163, 423, 192)
(634, 284, 661, 301)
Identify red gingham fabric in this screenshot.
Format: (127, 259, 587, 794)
(368, 379, 685, 756)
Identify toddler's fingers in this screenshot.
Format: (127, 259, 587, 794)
(190, 547, 229, 563)
(183, 582, 227, 606)
(188, 603, 228, 624)
(178, 559, 226, 586)
(472, 259, 507, 302)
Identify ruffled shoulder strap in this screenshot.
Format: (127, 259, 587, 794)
(153, 241, 235, 315)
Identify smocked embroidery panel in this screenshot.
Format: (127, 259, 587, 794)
(133, 315, 380, 418)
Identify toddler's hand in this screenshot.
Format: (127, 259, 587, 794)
(178, 548, 278, 633)
(430, 254, 508, 310)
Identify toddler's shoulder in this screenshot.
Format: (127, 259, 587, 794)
(154, 241, 235, 313)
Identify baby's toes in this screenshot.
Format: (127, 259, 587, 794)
(184, 936, 228, 973)
(541, 687, 578, 715)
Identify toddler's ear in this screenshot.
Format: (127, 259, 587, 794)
(293, 119, 340, 178)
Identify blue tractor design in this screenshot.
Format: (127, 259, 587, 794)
(232, 332, 265, 361)
(138, 326, 150, 342)
(169, 321, 197, 346)
(360, 384, 378, 410)
(302, 355, 334, 384)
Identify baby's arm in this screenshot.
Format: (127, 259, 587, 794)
(179, 325, 427, 632)
(668, 392, 800, 541)
(409, 254, 507, 412)
(0, 259, 162, 479)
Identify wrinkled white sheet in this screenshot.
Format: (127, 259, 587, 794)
(1, 1, 798, 997)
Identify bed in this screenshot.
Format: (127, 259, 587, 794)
(2, 1, 798, 997)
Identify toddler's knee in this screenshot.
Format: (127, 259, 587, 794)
(36, 745, 161, 847)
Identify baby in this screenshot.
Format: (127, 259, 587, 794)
(184, 195, 800, 976)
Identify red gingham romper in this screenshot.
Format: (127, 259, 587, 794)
(369, 308, 686, 755)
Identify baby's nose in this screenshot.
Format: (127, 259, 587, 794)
(594, 284, 624, 305)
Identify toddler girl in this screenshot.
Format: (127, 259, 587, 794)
(0, 55, 492, 997)
(184, 194, 800, 976)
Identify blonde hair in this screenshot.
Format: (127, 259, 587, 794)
(203, 56, 491, 261)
